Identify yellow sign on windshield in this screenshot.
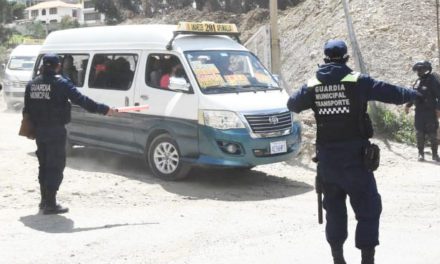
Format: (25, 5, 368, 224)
(177, 22, 238, 34)
(224, 74, 250, 86)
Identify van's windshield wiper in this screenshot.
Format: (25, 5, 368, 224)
(204, 85, 242, 94)
(241, 84, 281, 91)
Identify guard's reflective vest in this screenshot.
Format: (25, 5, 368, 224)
(307, 72, 372, 144)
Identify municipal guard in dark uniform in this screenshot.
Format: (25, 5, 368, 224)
(23, 54, 115, 215)
(405, 60, 440, 161)
(287, 40, 419, 264)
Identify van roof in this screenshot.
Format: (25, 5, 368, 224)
(41, 24, 247, 53)
(10, 44, 41, 57)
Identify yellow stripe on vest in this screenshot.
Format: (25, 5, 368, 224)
(341, 72, 361, 83)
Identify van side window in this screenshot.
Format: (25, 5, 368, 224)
(60, 54, 89, 87)
(145, 54, 188, 90)
(89, 54, 138, 90)
(33, 54, 89, 88)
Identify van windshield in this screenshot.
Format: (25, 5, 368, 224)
(8, 56, 36, 71)
(185, 51, 280, 94)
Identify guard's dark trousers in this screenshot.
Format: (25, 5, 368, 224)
(415, 111, 439, 157)
(317, 140, 382, 251)
(35, 126, 66, 194)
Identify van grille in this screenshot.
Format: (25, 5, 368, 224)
(244, 111, 292, 137)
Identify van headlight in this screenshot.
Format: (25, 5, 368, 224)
(198, 110, 245, 130)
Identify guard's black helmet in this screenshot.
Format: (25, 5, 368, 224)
(323, 40, 349, 63)
(412, 60, 432, 77)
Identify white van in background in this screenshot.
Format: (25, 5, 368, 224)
(2, 44, 41, 109)
(34, 22, 302, 180)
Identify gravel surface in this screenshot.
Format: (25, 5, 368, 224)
(0, 93, 439, 264)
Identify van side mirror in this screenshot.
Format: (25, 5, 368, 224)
(1, 63, 5, 71)
(169, 77, 190, 92)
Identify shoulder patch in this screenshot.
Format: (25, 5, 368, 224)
(341, 72, 361, 83)
(307, 78, 322, 88)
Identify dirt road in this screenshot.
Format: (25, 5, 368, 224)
(0, 95, 439, 264)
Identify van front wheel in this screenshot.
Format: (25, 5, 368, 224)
(147, 134, 190, 181)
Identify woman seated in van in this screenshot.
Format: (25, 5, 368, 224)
(160, 59, 184, 89)
(91, 56, 111, 88)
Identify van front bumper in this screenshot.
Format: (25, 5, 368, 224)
(195, 121, 301, 167)
(2, 85, 25, 104)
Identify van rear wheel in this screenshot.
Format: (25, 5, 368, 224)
(147, 134, 190, 181)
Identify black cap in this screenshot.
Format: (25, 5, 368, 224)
(43, 53, 60, 67)
(324, 40, 348, 59)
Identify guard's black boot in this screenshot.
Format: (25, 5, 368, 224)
(361, 248, 375, 264)
(418, 153, 425, 162)
(331, 247, 346, 264)
(433, 154, 440, 162)
(43, 190, 69, 215)
(38, 185, 46, 210)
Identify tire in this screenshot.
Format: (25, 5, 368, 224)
(147, 134, 190, 181)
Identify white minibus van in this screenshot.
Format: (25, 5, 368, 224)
(34, 22, 301, 180)
(2, 44, 41, 109)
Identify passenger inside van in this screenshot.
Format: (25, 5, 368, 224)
(62, 55, 78, 85)
(77, 59, 88, 87)
(90, 55, 111, 88)
(160, 58, 185, 89)
(149, 56, 162, 87)
(215, 55, 233, 75)
(108, 57, 133, 89)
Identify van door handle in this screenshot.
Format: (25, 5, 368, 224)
(125, 96, 129, 106)
(140, 94, 149, 100)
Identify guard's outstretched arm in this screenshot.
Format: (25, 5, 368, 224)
(59, 79, 109, 115)
(360, 75, 419, 105)
(287, 84, 314, 113)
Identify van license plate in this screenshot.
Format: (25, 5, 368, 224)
(270, 141, 287, 154)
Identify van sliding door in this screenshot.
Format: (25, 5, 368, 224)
(133, 51, 199, 158)
(81, 52, 139, 153)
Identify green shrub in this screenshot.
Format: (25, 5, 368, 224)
(369, 104, 416, 144)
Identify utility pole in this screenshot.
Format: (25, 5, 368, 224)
(341, 0, 378, 112)
(342, 0, 367, 74)
(270, 0, 281, 75)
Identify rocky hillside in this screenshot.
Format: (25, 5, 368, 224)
(280, 0, 437, 89)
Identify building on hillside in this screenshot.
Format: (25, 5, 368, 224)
(12, 0, 78, 7)
(24, 0, 104, 25)
(81, 0, 105, 25)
